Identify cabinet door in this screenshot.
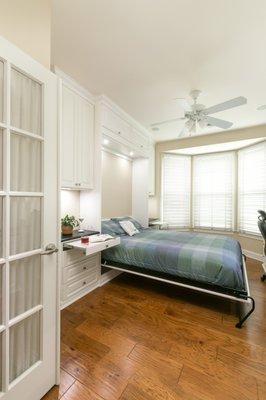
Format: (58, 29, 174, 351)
(61, 85, 76, 188)
(76, 96, 94, 189)
(149, 144, 155, 196)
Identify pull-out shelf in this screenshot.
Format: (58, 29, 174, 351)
(63, 237, 121, 256)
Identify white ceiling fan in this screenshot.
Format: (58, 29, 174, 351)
(151, 90, 247, 137)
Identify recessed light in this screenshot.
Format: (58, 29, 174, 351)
(103, 138, 109, 145)
(129, 151, 134, 156)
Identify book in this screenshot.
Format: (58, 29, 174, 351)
(89, 234, 114, 243)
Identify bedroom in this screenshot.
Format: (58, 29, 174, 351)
(0, 1, 266, 399)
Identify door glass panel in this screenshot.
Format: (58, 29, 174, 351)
(10, 133, 42, 192)
(10, 197, 41, 255)
(9, 312, 40, 383)
(0, 129, 3, 190)
(0, 265, 2, 324)
(0, 60, 3, 122)
(0, 333, 2, 391)
(9, 255, 41, 319)
(11, 68, 42, 135)
(0, 197, 3, 258)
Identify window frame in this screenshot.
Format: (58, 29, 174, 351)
(160, 140, 266, 237)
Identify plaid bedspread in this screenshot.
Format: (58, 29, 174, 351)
(102, 229, 245, 291)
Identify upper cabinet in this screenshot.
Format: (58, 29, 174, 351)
(60, 81, 94, 190)
(101, 100, 152, 157)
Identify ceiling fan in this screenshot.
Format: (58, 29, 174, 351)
(151, 90, 247, 137)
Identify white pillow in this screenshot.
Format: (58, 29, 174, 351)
(119, 220, 139, 236)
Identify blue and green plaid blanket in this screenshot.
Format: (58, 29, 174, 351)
(102, 229, 244, 291)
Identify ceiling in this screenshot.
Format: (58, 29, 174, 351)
(52, 0, 266, 142)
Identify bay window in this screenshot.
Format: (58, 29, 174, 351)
(161, 141, 266, 235)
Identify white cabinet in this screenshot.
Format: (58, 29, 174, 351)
(148, 143, 155, 196)
(101, 101, 151, 158)
(61, 83, 94, 189)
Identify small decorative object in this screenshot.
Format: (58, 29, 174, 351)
(81, 236, 89, 244)
(78, 216, 85, 233)
(61, 214, 79, 235)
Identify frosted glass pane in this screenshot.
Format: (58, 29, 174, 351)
(11, 68, 42, 135)
(0, 60, 3, 122)
(0, 266, 2, 324)
(0, 333, 2, 391)
(0, 197, 3, 258)
(10, 255, 41, 319)
(10, 197, 41, 255)
(11, 133, 42, 192)
(9, 313, 40, 383)
(0, 130, 3, 190)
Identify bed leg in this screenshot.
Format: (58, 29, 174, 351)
(235, 296, 255, 329)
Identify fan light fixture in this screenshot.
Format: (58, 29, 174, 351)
(151, 90, 247, 138)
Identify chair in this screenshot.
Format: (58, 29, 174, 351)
(257, 210, 266, 281)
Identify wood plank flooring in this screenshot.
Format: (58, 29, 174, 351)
(43, 258, 266, 399)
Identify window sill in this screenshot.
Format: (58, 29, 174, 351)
(238, 233, 262, 241)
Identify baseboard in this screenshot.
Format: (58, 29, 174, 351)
(243, 249, 263, 262)
(99, 270, 121, 286)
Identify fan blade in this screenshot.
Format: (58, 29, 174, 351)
(204, 96, 247, 115)
(257, 104, 266, 110)
(151, 117, 185, 127)
(206, 116, 233, 129)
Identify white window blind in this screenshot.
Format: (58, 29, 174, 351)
(193, 152, 235, 230)
(162, 154, 191, 227)
(238, 141, 266, 235)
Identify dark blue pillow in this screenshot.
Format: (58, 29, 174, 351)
(101, 220, 126, 236)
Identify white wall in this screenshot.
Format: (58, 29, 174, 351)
(102, 150, 132, 218)
(0, 0, 52, 68)
(61, 190, 80, 218)
(132, 158, 149, 227)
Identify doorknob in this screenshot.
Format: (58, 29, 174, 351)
(40, 243, 58, 255)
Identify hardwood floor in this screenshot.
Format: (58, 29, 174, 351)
(43, 258, 266, 399)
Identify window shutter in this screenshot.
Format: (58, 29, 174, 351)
(193, 152, 235, 230)
(162, 154, 191, 228)
(238, 141, 266, 235)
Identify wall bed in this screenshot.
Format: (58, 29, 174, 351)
(101, 218, 255, 328)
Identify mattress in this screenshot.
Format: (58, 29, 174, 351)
(102, 229, 245, 292)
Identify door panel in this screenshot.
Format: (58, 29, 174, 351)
(10, 196, 41, 255)
(0, 60, 3, 122)
(10, 133, 42, 192)
(11, 68, 42, 135)
(9, 255, 41, 319)
(9, 312, 41, 383)
(0, 36, 58, 400)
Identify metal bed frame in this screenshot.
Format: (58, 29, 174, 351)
(102, 254, 255, 328)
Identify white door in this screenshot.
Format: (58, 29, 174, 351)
(0, 37, 58, 399)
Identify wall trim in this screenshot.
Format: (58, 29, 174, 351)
(243, 249, 263, 262)
(99, 270, 122, 286)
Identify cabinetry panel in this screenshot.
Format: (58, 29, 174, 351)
(61, 81, 95, 190)
(61, 85, 76, 188)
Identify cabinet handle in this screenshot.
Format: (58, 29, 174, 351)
(118, 131, 121, 135)
(83, 281, 86, 285)
(83, 266, 87, 270)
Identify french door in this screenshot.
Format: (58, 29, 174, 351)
(0, 37, 58, 399)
